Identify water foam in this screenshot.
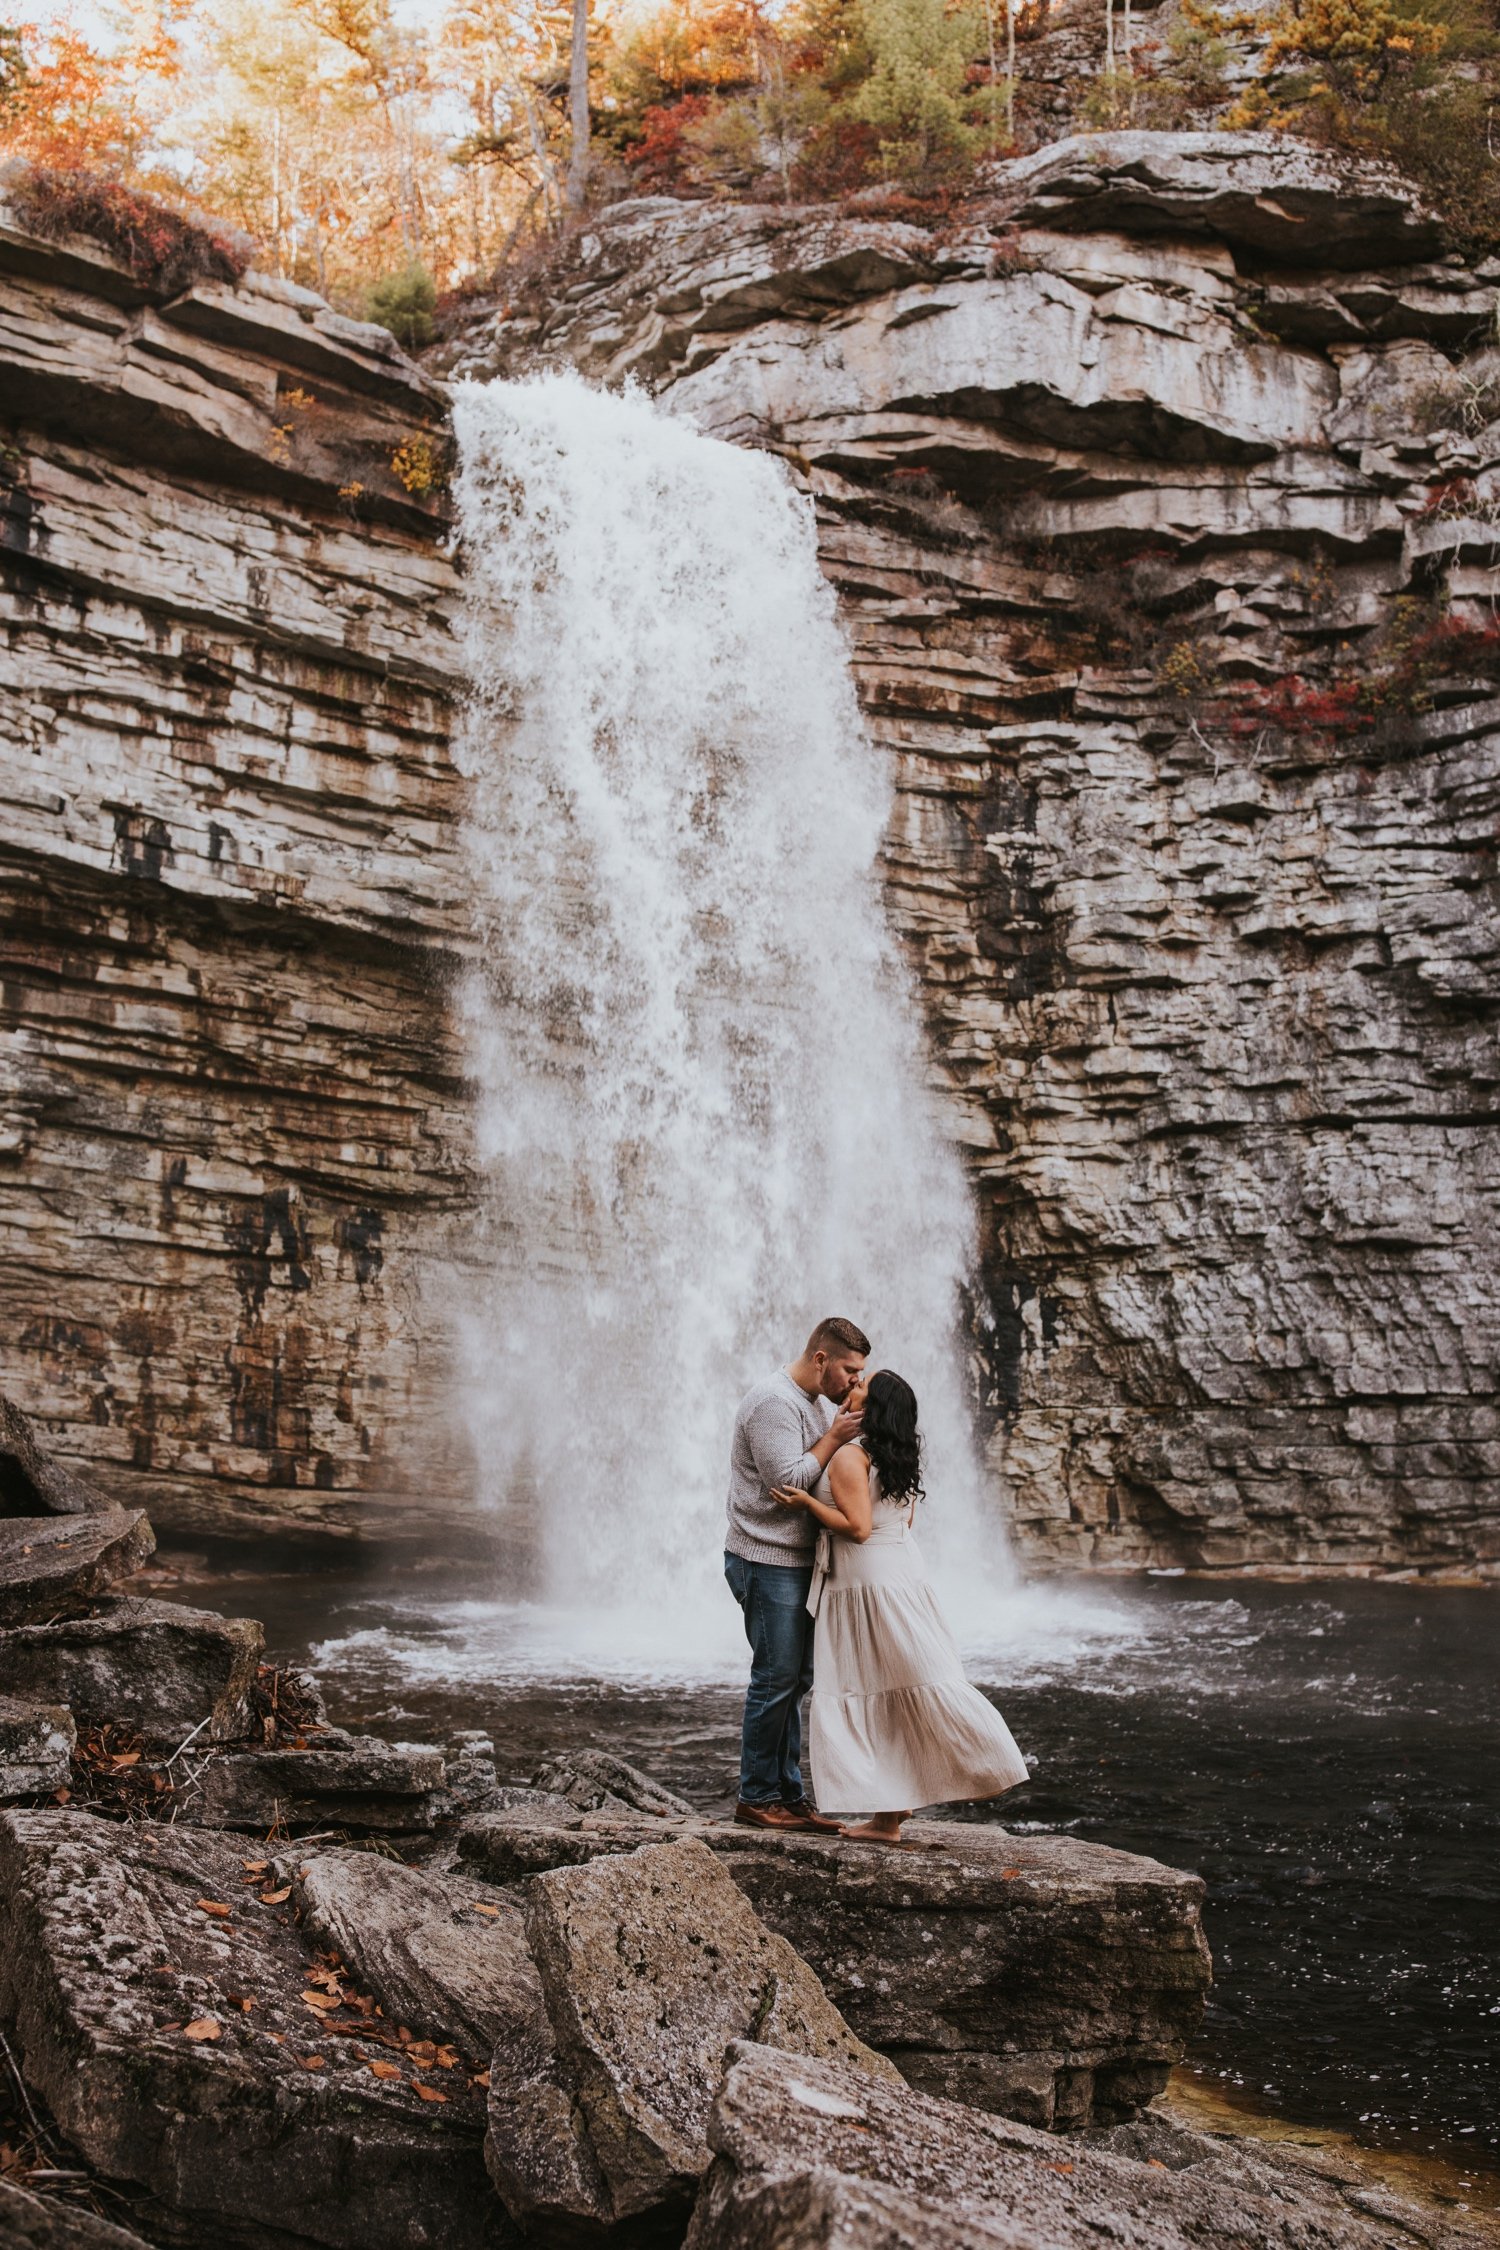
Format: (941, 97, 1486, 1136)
(449, 370, 1003, 1628)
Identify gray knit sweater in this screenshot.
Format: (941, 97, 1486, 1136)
(724, 1369, 834, 1566)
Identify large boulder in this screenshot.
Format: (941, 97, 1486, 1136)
(458, 1813, 1209, 2129)
(0, 1695, 74, 1798)
(685, 2043, 1471, 2250)
(0, 1398, 114, 1518)
(290, 1847, 541, 2057)
(0, 1515, 154, 1628)
(485, 1835, 899, 2243)
(0, 1598, 262, 1745)
(0, 1809, 514, 2250)
(187, 1738, 450, 1831)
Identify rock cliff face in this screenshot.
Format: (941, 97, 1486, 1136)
(0, 200, 470, 1537)
(444, 134, 1500, 1576)
(4, 137, 1498, 1571)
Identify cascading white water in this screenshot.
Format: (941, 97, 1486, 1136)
(450, 370, 1008, 1642)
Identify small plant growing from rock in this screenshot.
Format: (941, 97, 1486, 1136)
(390, 431, 448, 497)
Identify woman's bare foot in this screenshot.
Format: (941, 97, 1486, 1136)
(838, 1813, 912, 1847)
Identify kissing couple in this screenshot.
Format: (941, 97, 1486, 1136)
(723, 1316, 1028, 1847)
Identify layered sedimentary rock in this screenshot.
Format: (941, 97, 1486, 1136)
(4, 137, 1497, 1571)
(0, 202, 471, 1540)
(444, 134, 1500, 1575)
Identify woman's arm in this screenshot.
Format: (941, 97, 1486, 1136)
(771, 1447, 874, 1542)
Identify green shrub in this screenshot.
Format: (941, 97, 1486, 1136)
(366, 262, 437, 350)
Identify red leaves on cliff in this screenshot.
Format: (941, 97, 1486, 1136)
(625, 95, 718, 187)
(9, 166, 251, 294)
(1220, 676, 1373, 739)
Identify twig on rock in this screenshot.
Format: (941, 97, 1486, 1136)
(0, 2025, 51, 2150)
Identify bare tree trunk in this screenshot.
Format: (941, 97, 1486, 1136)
(565, 0, 589, 215)
(1006, 0, 1016, 142)
(1104, 0, 1115, 76)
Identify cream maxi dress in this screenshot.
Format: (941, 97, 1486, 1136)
(806, 1459, 1030, 1815)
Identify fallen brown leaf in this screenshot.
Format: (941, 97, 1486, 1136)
(435, 2047, 459, 2070)
(412, 2082, 448, 2103)
(242, 1859, 269, 1873)
(369, 2060, 403, 2081)
(298, 2055, 326, 2070)
(1047, 2162, 1074, 2176)
(196, 1900, 233, 1919)
(407, 2040, 436, 2065)
(471, 1903, 500, 1919)
(260, 1887, 292, 1905)
(110, 1751, 142, 1768)
(1147, 2159, 1168, 2171)
(52, 1787, 70, 1804)
(302, 1991, 340, 2011)
(1001, 1868, 1022, 1881)
(182, 2019, 222, 2042)
(470, 2070, 491, 2089)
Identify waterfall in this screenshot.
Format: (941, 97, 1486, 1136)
(450, 370, 1004, 1643)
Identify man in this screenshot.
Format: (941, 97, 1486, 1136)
(724, 1316, 870, 1831)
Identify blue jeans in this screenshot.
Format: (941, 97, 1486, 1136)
(724, 1551, 815, 1806)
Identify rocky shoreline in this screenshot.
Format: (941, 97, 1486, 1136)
(0, 1394, 1489, 2250)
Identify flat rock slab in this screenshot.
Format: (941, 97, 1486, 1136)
(0, 1598, 262, 1745)
(486, 1835, 899, 2243)
(0, 1809, 514, 2250)
(458, 1813, 1210, 2130)
(0, 2180, 158, 2250)
(686, 2043, 1454, 2250)
(0, 1396, 113, 1518)
(0, 1515, 155, 1628)
(189, 1739, 449, 1830)
(290, 1847, 542, 2057)
(0, 1694, 75, 1797)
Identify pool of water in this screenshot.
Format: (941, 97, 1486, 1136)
(151, 1548, 1499, 2189)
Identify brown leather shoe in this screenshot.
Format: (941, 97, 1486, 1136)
(733, 1800, 817, 1831)
(783, 1796, 843, 1834)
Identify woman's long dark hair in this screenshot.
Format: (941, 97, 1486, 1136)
(860, 1370, 924, 1506)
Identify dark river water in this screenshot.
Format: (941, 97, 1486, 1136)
(156, 1549, 1499, 2192)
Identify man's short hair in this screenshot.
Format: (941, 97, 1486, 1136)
(807, 1316, 871, 1358)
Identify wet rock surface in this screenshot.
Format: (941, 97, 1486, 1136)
(685, 2042, 1486, 2250)
(458, 1810, 1209, 2130)
(0, 1694, 74, 1798)
(0, 1598, 262, 1745)
(485, 1835, 899, 2243)
(0, 1808, 509, 2250)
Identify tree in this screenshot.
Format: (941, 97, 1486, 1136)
(565, 0, 587, 211)
(1223, 0, 1446, 118)
(848, 0, 983, 173)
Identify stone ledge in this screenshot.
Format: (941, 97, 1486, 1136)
(457, 1807, 1210, 2131)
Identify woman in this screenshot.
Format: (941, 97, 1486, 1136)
(772, 1370, 1028, 1846)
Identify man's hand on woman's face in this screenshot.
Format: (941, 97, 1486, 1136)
(830, 1406, 864, 1445)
